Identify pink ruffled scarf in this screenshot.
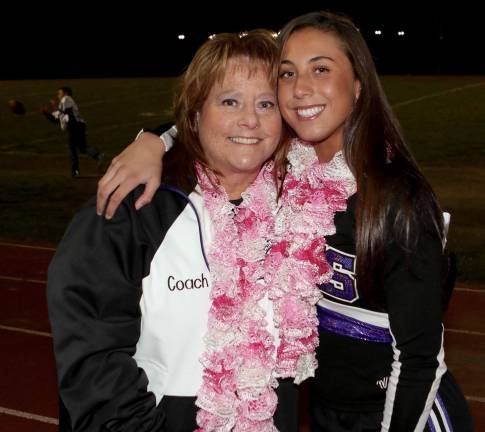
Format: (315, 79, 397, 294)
(195, 140, 356, 431)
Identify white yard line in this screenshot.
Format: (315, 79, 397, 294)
(392, 82, 485, 109)
(2, 273, 484, 293)
(455, 287, 485, 293)
(0, 275, 46, 284)
(0, 406, 58, 425)
(2, 323, 484, 340)
(465, 395, 485, 403)
(445, 328, 485, 337)
(0, 241, 55, 251)
(0, 325, 52, 338)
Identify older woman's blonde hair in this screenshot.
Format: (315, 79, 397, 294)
(167, 29, 287, 191)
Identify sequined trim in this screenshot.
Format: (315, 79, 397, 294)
(317, 304, 392, 343)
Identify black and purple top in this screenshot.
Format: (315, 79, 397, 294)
(313, 193, 468, 431)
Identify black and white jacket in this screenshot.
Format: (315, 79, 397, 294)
(47, 182, 279, 431)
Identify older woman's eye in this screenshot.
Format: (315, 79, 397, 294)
(278, 70, 294, 79)
(222, 99, 238, 106)
(259, 101, 275, 109)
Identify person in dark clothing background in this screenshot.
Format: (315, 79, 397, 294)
(41, 86, 104, 177)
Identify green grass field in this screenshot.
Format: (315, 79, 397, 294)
(1, 76, 484, 282)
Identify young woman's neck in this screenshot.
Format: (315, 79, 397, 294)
(313, 130, 343, 163)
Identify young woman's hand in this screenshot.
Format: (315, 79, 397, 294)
(97, 132, 165, 219)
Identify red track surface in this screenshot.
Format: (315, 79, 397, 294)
(0, 242, 483, 431)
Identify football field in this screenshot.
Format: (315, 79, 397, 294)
(0, 75, 484, 429)
(1, 75, 484, 282)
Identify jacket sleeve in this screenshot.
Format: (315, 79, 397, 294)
(47, 196, 165, 432)
(381, 226, 447, 432)
(43, 110, 60, 124)
(142, 122, 173, 137)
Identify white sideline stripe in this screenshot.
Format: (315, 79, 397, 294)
(445, 328, 485, 336)
(0, 322, 483, 340)
(455, 287, 485, 293)
(0, 406, 58, 425)
(0, 325, 52, 338)
(0, 275, 46, 284)
(0, 243, 484, 291)
(466, 395, 485, 403)
(392, 82, 485, 108)
(1, 274, 485, 294)
(0, 242, 56, 251)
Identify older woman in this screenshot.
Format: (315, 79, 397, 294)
(48, 30, 332, 431)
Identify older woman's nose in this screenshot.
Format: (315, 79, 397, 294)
(238, 106, 260, 129)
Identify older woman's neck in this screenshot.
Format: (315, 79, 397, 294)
(220, 171, 260, 200)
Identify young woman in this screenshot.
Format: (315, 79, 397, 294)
(277, 13, 471, 432)
(95, 12, 472, 432)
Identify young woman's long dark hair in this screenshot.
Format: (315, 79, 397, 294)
(277, 12, 445, 306)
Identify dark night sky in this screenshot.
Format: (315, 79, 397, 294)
(2, 2, 482, 78)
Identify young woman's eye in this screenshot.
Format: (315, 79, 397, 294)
(315, 66, 330, 74)
(222, 99, 238, 107)
(279, 70, 294, 79)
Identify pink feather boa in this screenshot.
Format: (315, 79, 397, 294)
(195, 140, 356, 431)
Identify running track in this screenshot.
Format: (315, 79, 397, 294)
(0, 242, 483, 431)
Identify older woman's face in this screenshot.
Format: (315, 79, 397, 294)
(198, 58, 281, 180)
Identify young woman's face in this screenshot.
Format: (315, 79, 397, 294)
(198, 58, 281, 180)
(278, 28, 361, 149)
